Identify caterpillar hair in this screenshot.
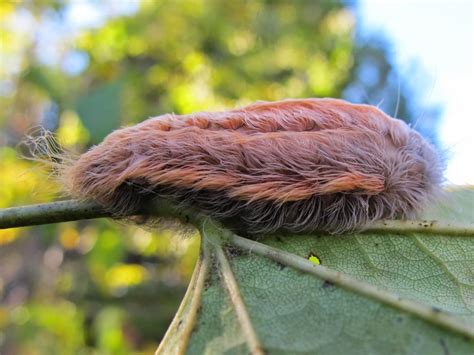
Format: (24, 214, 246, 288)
(63, 98, 443, 234)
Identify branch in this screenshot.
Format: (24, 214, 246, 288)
(0, 200, 111, 228)
(0, 199, 204, 229)
(365, 219, 474, 237)
(0, 200, 473, 237)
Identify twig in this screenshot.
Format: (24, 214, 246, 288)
(0, 200, 111, 228)
(0, 200, 473, 237)
(0, 199, 203, 229)
(368, 219, 474, 237)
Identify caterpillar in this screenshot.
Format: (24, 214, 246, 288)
(64, 98, 443, 234)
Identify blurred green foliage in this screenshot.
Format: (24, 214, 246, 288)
(0, 0, 439, 354)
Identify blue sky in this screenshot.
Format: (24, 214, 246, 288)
(358, 0, 474, 185)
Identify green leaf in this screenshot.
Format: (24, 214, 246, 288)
(157, 189, 474, 354)
(23, 65, 68, 103)
(76, 80, 123, 144)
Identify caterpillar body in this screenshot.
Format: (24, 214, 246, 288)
(65, 98, 443, 234)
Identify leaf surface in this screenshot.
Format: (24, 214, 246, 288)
(158, 189, 474, 355)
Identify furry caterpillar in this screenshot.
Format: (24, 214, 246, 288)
(64, 98, 443, 234)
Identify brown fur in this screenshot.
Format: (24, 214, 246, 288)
(64, 98, 443, 234)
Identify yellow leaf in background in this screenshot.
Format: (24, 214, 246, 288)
(183, 52, 206, 74)
(105, 264, 149, 290)
(0, 228, 20, 245)
(307, 55, 335, 96)
(178, 235, 200, 279)
(10, 306, 30, 326)
(227, 30, 255, 56)
(56, 111, 89, 148)
(59, 226, 80, 250)
(127, 36, 147, 56)
(0, 147, 60, 207)
(0, 306, 7, 329)
(322, 9, 355, 35)
(0, 2, 14, 19)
